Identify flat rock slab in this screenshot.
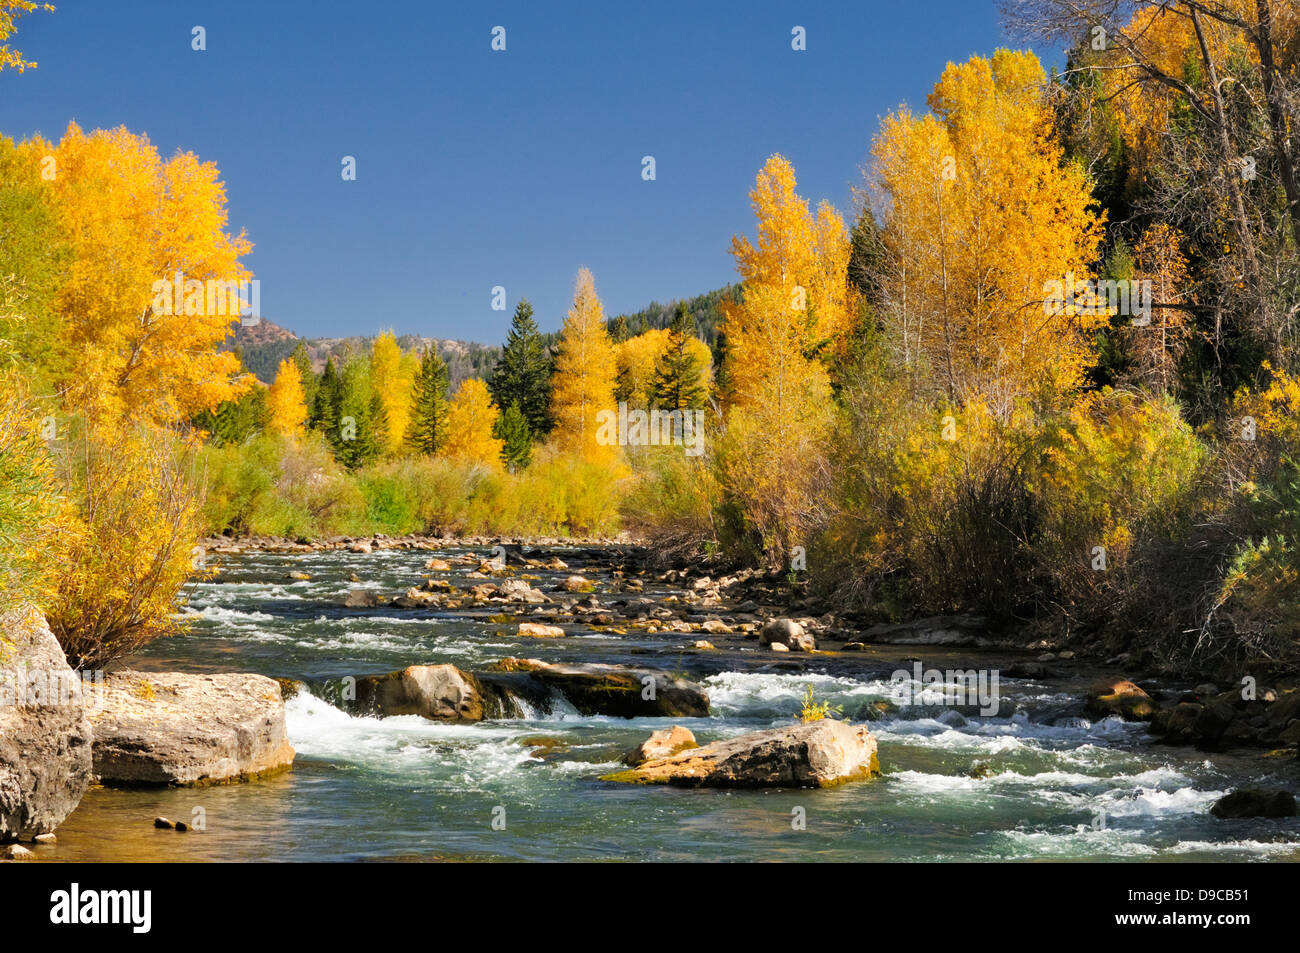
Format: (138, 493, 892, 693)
(90, 671, 294, 786)
(0, 607, 93, 840)
(603, 719, 880, 788)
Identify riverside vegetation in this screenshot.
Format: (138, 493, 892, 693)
(1, 1, 1300, 687)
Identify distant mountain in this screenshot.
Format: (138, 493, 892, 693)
(223, 319, 500, 389)
(226, 284, 737, 386)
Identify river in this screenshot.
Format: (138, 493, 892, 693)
(46, 545, 1300, 862)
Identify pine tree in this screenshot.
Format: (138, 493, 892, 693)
(488, 299, 552, 438)
(408, 346, 450, 454)
(608, 314, 630, 343)
(652, 302, 709, 410)
(310, 356, 342, 443)
(495, 400, 533, 471)
(334, 355, 382, 469)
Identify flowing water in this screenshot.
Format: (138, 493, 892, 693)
(47, 547, 1300, 862)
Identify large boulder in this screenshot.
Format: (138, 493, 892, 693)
(491, 658, 709, 718)
(90, 671, 295, 785)
(353, 664, 487, 721)
(0, 608, 93, 841)
(1084, 676, 1157, 722)
(759, 619, 805, 648)
(604, 720, 880, 788)
(1210, 788, 1298, 819)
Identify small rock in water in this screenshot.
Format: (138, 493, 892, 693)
(770, 642, 790, 652)
(1, 844, 34, 860)
(966, 760, 993, 779)
(517, 622, 565, 638)
(286, 571, 311, 581)
(692, 640, 715, 650)
(624, 725, 698, 766)
(344, 588, 379, 608)
(33, 833, 56, 844)
(175, 821, 189, 832)
(154, 817, 175, 829)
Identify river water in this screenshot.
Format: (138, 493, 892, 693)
(47, 546, 1300, 862)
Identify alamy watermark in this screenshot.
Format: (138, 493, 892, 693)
(889, 662, 1001, 717)
(596, 401, 705, 456)
(1043, 271, 1152, 326)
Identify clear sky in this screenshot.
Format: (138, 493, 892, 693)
(0, 0, 1027, 342)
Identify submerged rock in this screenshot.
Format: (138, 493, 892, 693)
(0, 607, 93, 841)
(623, 726, 698, 766)
(353, 664, 487, 721)
(1084, 676, 1157, 722)
(1210, 788, 1297, 819)
(491, 658, 709, 718)
(604, 720, 880, 788)
(343, 589, 379, 608)
(90, 671, 295, 785)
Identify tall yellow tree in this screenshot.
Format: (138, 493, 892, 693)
(266, 358, 308, 439)
(550, 268, 617, 462)
(718, 155, 854, 566)
(442, 378, 504, 469)
(722, 154, 855, 412)
(871, 50, 1106, 416)
(34, 122, 253, 424)
(370, 330, 414, 454)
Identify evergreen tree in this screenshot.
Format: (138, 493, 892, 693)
(608, 314, 630, 343)
(310, 357, 343, 443)
(488, 298, 552, 438)
(334, 355, 382, 469)
(494, 400, 533, 471)
(652, 302, 709, 410)
(290, 341, 318, 409)
(408, 346, 450, 454)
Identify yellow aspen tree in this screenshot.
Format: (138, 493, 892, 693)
(370, 330, 414, 454)
(34, 122, 254, 424)
(614, 328, 671, 408)
(550, 267, 617, 463)
(441, 378, 504, 470)
(266, 358, 307, 439)
(871, 50, 1106, 416)
(718, 155, 852, 566)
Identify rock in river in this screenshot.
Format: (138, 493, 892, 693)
(353, 664, 488, 721)
(492, 658, 709, 718)
(1084, 676, 1157, 722)
(1210, 788, 1297, 819)
(90, 671, 295, 785)
(623, 726, 698, 766)
(0, 607, 93, 841)
(604, 720, 880, 788)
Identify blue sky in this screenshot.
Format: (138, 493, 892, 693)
(0, 1, 1028, 342)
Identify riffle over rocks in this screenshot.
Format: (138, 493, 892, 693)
(90, 671, 295, 785)
(604, 719, 880, 788)
(0, 607, 93, 841)
(491, 658, 710, 718)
